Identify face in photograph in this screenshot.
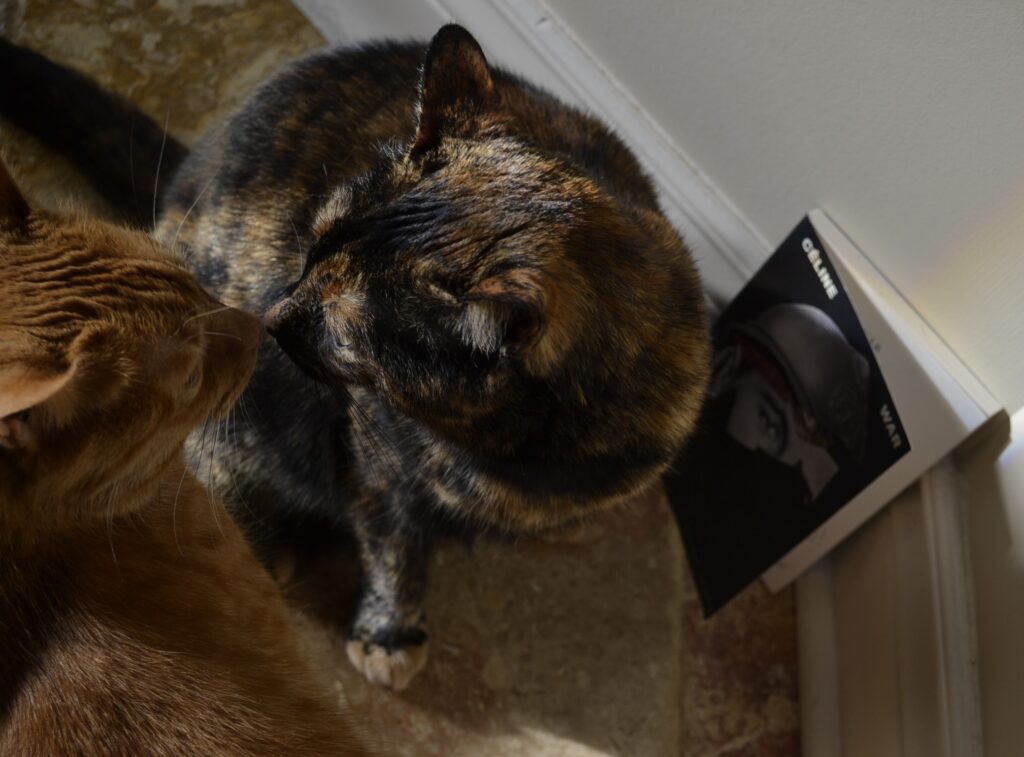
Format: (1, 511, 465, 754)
(711, 302, 871, 503)
(725, 368, 839, 501)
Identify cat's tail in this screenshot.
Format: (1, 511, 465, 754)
(0, 38, 188, 228)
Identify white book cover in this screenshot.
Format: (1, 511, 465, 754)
(666, 211, 1000, 614)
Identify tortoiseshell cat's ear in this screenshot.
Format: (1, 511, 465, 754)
(0, 364, 75, 451)
(0, 158, 31, 228)
(459, 273, 544, 356)
(412, 24, 498, 155)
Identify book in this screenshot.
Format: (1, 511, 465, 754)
(667, 210, 1001, 615)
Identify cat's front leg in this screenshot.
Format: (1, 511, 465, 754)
(345, 492, 431, 691)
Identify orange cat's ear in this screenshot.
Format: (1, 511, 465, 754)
(0, 159, 30, 229)
(0, 365, 74, 451)
(412, 24, 498, 155)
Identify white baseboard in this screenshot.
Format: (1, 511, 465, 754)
(797, 559, 843, 757)
(919, 458, 984, 756)
(798, 457, 983, 757)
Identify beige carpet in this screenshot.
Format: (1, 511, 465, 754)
(0, 2, 800, 754)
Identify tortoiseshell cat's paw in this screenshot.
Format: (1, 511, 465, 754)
(345, 634, 429, 691)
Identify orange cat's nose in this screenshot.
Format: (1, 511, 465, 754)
(211, 306, 264, 354)
(235, 309, 265, 352)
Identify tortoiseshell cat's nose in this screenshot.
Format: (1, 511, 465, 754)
(262, 297, 331, 383)
(262, 295, 299, 339)
(262, 302, 284, 336)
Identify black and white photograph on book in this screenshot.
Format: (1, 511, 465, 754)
(667, 216, 910, 615)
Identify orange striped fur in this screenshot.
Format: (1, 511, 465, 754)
(0, 161, 369, 755)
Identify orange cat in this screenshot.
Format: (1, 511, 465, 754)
(0, 160, 368, 755)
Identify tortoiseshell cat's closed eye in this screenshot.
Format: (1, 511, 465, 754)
(0, 24, 710, 690)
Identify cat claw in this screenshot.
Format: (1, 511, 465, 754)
(345, 637, 429, 691)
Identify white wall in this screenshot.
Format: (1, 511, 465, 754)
(501, 3, 1024, 751)
(543, 0, 1024, 414)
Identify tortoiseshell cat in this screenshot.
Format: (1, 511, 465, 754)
(0, 161, 368, 754)
(0, 25, 710, 690)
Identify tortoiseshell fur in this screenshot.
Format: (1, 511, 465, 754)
(0, 26, 710, 689)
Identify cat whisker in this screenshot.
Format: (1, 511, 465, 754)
(308, 378, 397, 479)
(173, 416, 210, 557)
(128, 119, 138, 220)
(322, 380, 405, 482)
(203, 330, 244, 342)
(170, 453, 188, 557)
(152, 109, 171, 231)
(183, 414, 217, 550)
(290, 217, 306, 277)
(171, 175, 216, 254)
(106, 481, 119, 564)
(176, 306, 233, 335)
(218, 405, 251, 521)
(236, 388, 258, 429)
(206, 414, 226, 540)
